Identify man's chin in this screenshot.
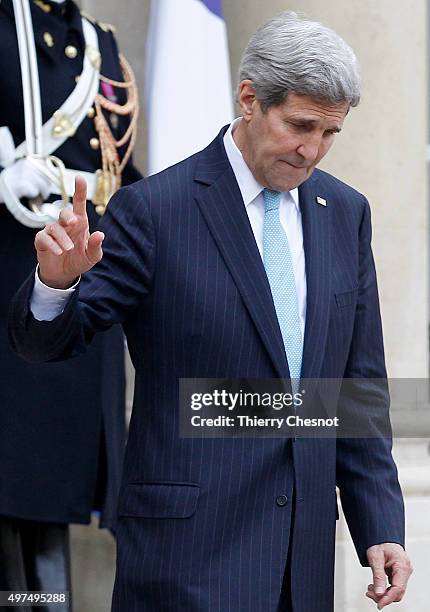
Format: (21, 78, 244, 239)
(268, 170, 312, 192)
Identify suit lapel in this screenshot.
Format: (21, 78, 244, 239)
(193, 132, 333, 381)
(194, 132, 289, 378)
(299, 172, 332, 380)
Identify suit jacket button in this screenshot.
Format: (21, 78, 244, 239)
(276, 495, 288, 507)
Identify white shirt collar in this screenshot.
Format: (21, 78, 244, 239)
(223, 117, 300, 211)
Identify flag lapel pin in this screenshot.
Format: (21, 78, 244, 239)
(316, 196, 327, 207)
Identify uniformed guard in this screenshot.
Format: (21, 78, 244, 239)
(0, 0, 142, 606)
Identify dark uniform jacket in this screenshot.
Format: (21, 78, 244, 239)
(0, 0, 141, 528)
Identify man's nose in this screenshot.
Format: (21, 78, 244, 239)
(296, 134, 321, 162)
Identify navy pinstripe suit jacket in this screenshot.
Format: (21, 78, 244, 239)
(9, 127, 405, 612)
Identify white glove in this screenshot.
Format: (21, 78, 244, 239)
(0, 158, 51, 203)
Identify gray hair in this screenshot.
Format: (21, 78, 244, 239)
(238, 11, 361, 111)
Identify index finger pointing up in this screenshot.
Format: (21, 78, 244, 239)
(73, 175, 88, 216)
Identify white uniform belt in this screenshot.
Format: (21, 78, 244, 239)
(14, 15, 100, 159)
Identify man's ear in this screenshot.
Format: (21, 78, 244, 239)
(237, 80, 257, 122)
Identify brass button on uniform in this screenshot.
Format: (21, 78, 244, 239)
(87, 107, 95, 119)
(110, 113, 119, 130)
(65, 45, 78, 59)
(43, 32, 54, 47)
(34, 0, 52, 13)
(89, 137, 100, 150)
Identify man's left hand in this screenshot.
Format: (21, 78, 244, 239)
(366, 543, 413, 609)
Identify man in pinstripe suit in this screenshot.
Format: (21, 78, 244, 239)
(9, 11, 412, 612)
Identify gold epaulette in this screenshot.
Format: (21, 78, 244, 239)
(80, 10, 96, 24)
(81, 11, 116, 34)
(98, 21, 117, 34)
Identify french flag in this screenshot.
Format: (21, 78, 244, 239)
(146, 0, 234, 175)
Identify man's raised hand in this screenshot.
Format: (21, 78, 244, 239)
(34, 176, 104, 289)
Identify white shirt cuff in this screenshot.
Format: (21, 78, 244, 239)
(30, 265, 80, 321)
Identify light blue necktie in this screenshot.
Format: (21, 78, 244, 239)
(263, 189, 303, 395)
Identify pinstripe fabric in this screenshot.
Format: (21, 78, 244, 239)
(9, 127, 405, 612)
